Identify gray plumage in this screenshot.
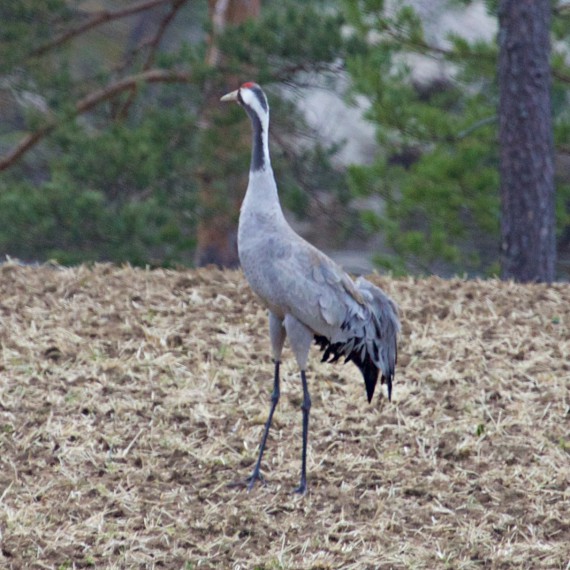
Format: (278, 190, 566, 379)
(221, 82, 400, 494)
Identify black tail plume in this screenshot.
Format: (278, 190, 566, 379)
(315, 335, 386, 403)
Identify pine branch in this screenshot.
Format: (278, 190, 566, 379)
(29, 0, 173, 58)
(377, 19, 494, 62)
(456, 116, 497, 139)
(115, 0, 188, 118)
(0, 69, 192, 172)
(554, 2, 570, 15)
(553, 69, 570, 84)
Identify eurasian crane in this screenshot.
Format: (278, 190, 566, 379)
(221, 82, 400, 494)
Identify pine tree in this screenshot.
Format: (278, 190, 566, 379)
(344, 0, 570, 278)
(498, 0, 556, 282)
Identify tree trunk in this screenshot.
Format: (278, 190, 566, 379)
(498, 0, 556, 282)
(194, 0, 261, 268)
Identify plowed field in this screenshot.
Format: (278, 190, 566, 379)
(0, 264, 568, 569)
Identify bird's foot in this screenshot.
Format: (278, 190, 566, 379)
(293, 480, 307, 495)
(246, 470, 266, 492)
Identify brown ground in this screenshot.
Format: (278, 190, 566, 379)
(0, 263, 568, 570)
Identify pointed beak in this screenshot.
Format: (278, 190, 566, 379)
(220, 89, 239, 103)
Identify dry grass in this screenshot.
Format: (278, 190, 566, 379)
(0, 263, 568, 570)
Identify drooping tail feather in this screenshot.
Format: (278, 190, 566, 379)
(314, 276, 399, 403)
(315, 335, 380, 402)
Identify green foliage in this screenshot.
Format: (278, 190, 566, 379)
(218, 0, 345, 81)
(0, 0, 347, 266)
(0, 107, 199, 265)
(344, 0, 570, 275)
(0, 1, 71, 70)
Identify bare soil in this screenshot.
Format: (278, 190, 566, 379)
(0, 263, 568, 569)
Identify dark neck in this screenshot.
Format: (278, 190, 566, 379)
(245, 106, 267, 172)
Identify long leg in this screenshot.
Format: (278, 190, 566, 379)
(283, 315, 313, 495)
(247, 360, 280, 490)
(247, 312, 286, 491)
(295, 370, 311, 494)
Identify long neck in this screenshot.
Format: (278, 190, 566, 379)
(245, 106, 270, 172)
(241, 107, 287, 224)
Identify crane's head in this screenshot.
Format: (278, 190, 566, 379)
(220, 82, 268, 121)
(221, 82, 271, 171)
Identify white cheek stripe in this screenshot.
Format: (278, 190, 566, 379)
(241, 90, 266, 117)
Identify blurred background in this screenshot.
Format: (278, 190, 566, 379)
(0, 0, 569, 278)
